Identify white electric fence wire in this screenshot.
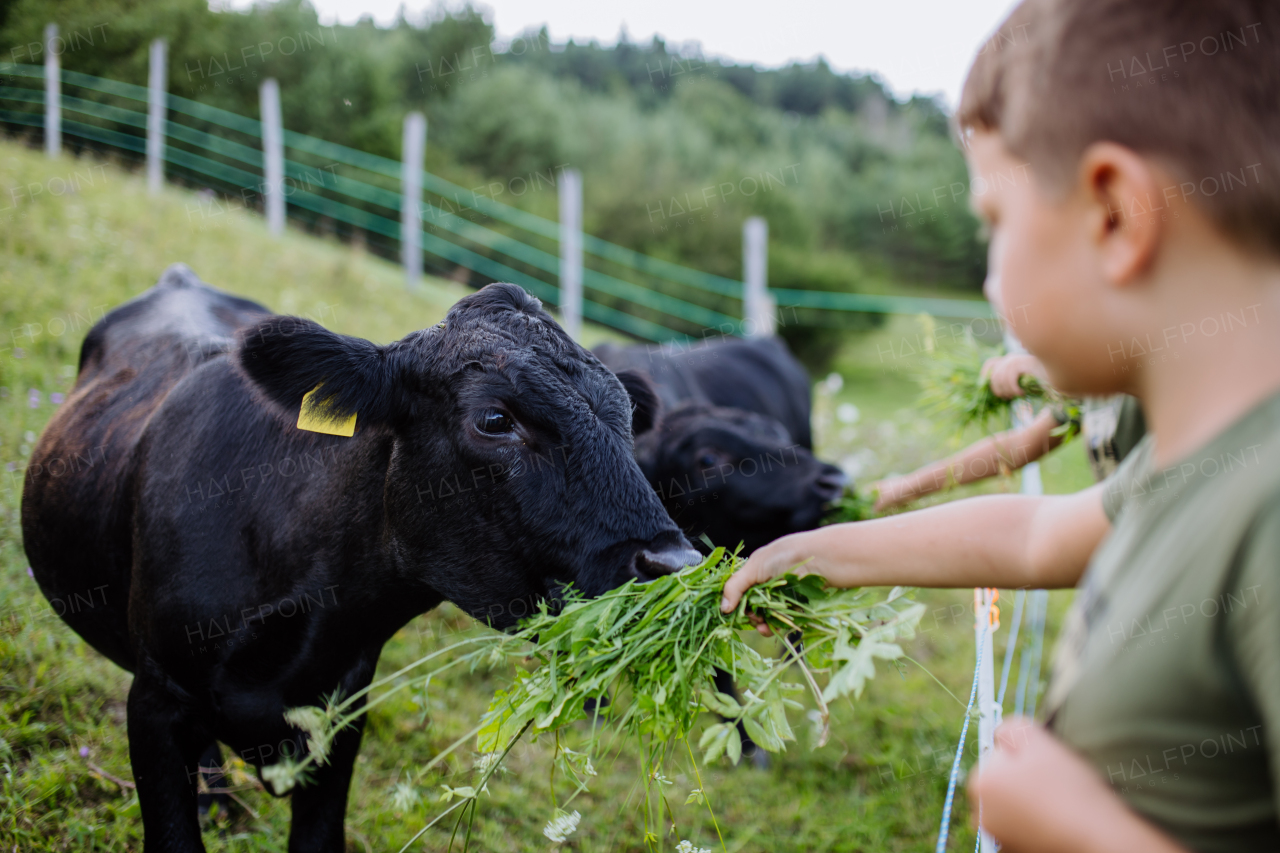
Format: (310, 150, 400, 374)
(935, 599, 993, 853)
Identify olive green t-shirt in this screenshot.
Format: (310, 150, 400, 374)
(1046, 390, 1280, 851)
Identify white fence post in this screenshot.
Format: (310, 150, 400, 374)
(44, 24, 60, 158)
(401, 112, 426, 288)
(975, 588, 999, 853)
(558, 168, 583, 339)
(147, 39, 168, 195)
(259, 78, 284, 236)
(743, 216, 774, 337)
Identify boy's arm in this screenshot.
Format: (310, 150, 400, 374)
(722, 483, 1109, 613)
(874, 408, 1063, 511)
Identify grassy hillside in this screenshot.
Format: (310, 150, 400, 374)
(0, 140, 1082, 852)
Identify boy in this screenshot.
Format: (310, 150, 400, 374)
(722, 1, 1280, 850)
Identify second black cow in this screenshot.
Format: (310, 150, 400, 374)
(595, 336, 846, 554)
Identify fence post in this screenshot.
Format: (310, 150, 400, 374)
(44, 24, 60, 158)
(147, 39, 167, 195)
(259, 78, 284, 236)
(401, 112, 426, 288)
(743, 216, 774, 337)
(974, 588, 999, 853)
(558, 168, 583, 339)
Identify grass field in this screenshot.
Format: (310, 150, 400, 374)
(0, 139, 1086, 852)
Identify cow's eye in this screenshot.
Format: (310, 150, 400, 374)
(476, 409, 515, 435)
(697, 450, 722, 469)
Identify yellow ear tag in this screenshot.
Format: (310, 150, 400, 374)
(297, 384, 357, 437)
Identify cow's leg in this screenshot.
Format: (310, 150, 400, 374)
(287, 714, 367, 853)
(128, 671, 210, 853)
(196, 741, 231, 822)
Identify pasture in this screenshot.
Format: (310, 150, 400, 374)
(0, 141, 1087, 851)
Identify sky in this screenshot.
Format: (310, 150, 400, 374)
(257, 0, 1023, 109)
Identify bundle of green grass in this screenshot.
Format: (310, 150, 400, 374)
(915, 317, 1078, 438)
(267, 549, 923, 850)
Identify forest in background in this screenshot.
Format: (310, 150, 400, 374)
(0, 0, 988, 367)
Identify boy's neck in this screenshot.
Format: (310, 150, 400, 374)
(1136, 253, 1280, 469)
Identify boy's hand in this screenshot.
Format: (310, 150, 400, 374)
(720, 533, 817, 634)
(980, 354, 1048, 399)
(969, 718, 1187, 853)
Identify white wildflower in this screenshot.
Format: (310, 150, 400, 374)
(260, 761, 299, 794)
(676, 841, 711, 853)
(390, 781, 420, 811)
(473, 752, 503, 775)
(542, 809, 581, 843)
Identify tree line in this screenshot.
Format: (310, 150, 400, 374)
(0, 0, 986, 367)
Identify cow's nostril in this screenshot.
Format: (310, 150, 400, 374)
(814, 466, 848, 501)
(630, 546, 702, 583)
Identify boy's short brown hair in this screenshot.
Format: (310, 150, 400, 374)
(959, 0, 1280, 255)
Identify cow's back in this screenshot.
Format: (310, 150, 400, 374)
(21, 265, 270, 670)
(595, 337, 814, 448)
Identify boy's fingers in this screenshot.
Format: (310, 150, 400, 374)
(991, 368, 1026, 399)
(994, 716, 1038, 752)
(721, 562, 765, 612)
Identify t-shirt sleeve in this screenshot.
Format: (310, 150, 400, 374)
(1099, 433, 1154, 523)
(1226, 495, 1280, 818)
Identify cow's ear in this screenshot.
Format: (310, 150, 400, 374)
(237, 317, 412, 429)
(615, 369, 660, 436)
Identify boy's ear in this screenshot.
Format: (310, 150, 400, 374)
(615, 368, 661, 436)
(237, 317, 414, 429)
(1081, 142, 1163, 286)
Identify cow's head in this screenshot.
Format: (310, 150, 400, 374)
(237, 283, 699, 629)
(637, 404, 846, 555)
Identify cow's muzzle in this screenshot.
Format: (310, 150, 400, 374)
(813, 464, 847, 503)
(629, 543, 702, 583)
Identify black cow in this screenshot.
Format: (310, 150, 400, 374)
(22, 265, 699, 852)
(595, 337, 845, 554)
